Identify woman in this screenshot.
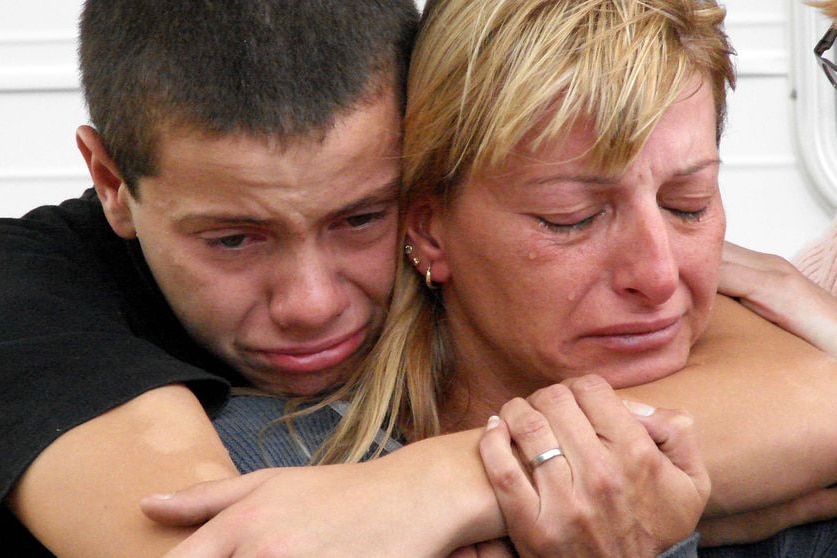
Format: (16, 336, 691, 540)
(158, 0, 837, 555)
(313, 0, 836, 550)
(319, 0, 835, 499)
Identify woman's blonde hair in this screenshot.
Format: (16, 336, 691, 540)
(315, 0, 736, 464)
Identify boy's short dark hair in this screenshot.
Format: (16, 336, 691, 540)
(79, 0, 419, 193)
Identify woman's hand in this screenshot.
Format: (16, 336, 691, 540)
(479, 374, 709, 557)
(719, 241, 837, 356)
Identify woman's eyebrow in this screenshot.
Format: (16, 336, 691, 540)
(521, 158, 722, 188)
(674, 158, 722, 177)
(523, 173, 619, 187)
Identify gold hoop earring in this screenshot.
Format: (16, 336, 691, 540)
(425, 264, 437, 289)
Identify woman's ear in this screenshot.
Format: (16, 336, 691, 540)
(76, 125, 137, 239)
(405, 198, 451, 285)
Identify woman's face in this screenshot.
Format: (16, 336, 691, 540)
(419, 80, 725, 390)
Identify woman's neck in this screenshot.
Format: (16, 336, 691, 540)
(436, 308, 550, 433)
(437, 353, 542, 434)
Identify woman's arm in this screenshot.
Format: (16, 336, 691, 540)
(9, 385, 239, 558)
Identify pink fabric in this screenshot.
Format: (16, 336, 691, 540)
(793, 216, 837, 296)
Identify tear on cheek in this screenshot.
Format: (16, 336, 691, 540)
(515, 234, 555, 261)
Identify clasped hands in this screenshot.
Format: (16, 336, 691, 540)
(142, 375, 709, 557)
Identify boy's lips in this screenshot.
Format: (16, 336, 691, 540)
(253, 327, 367, 374)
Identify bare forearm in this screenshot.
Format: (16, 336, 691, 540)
(375, 296, 837, 537)
(9, 385, 238, 558)
(137, 295, 837, 552)
(619, 295, 837, 517)
(361, 295, 837, 544)
(374, 428, 506, 551)
(143, 427, 505, 557)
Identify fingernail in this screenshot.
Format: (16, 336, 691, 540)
(623, 400, 656, 417)
(146, 492, 175, 500)
(486, 415, 501, 431)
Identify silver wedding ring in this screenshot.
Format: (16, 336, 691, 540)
(529, 447, 564, 469)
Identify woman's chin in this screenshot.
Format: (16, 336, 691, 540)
(565, 349, 691, 390)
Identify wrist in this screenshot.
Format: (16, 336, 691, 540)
(375, 428, 505, 551)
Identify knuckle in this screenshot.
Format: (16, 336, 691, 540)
(667, 408, 696, 434)
(592, 472, 624, 499)
(585, 457, 623, 496)
(527, 528, 558, 554)
(478, 430, 495, 452)
(511, 411, 552, 443)
(564, 374, 611, 395)
(587, 459, 627, 501)
(529, 383, 575, 409)
(764, 253, 789, 269)
(563, 504, 598, 539)
(488, 465, 524, 493)
(626, 440, 660, 471)
(499, 396, 529, 417)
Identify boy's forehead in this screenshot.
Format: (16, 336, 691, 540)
(140, 95, 403, 222)
(155, 87, 403, 172)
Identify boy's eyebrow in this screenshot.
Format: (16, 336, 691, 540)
(331, 179, 400, 218)
(174, 180, 401, 228)
(176, 214, 270, 227)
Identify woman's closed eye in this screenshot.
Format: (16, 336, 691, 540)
(664, 205, 709, 222)
(537, 209, 605, 233)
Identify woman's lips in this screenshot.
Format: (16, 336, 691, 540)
(583, 317, 682, 353)
(253, 327, 367, 374)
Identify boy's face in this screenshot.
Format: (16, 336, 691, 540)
(116, 91, 401, 395)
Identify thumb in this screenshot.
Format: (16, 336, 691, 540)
(140, 469, 276, 526)
(631, 405, 711, 503)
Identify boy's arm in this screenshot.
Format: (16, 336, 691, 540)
(620, 294, 837, 516)
(154, 428, 505, 557)
(145, 296, 837, 555)
(1, 199, 237, 555)
(9, 385, 239, 558)
(11, 383, 504, 558)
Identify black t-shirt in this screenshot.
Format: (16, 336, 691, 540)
(0, 189, 237, 554)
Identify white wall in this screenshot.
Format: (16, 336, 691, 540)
(720, 0, 834, 258)
(0, 2, 88, 218)
(1, 1, 833, 260)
